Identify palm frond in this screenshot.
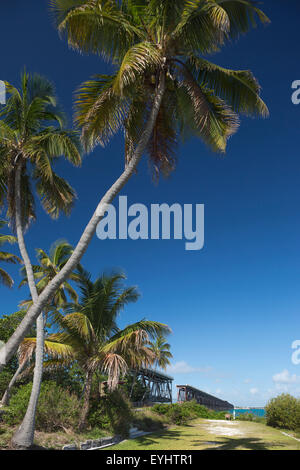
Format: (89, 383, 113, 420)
(216, 0, 270, 38)
(35, 171, 76, 218)
(146, 90, 178, 179)
(173, 1, 228, 54)
(187, 55, 269, 117)
(113, 41, 162, 95)
(75, 74, 129, 151)
(0, 267, 14, 288)
(101, 353, 128, 390)
(50, 0, 143, 61)
(18, 337, 76, 365)
(106, 320, 171, 354)
(174, 64, 240, 152)
(29, 129, 82, 166)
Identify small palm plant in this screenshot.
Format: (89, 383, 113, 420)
(0, 219, 21, 288)
(19, 240, 79, 310)
(148, 334, 173, 370)
(25, 269, 171, 430)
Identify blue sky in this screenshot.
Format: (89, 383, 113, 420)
(1, 0, 300, 407)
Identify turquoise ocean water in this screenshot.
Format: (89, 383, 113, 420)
(230, 408, 266, 417)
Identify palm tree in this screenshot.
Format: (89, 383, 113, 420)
(33, 269, 171, 430)
(0, 219, 21, 288)
(148, 334, 172, 370)
(1, 1, 269, 379)
(0, 71, 82, 448)
(129, 334, 172, 398)
(19, 240, 79, 310)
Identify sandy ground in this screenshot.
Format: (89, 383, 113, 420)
(200, 419, 246, 437)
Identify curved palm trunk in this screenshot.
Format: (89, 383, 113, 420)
(0, 72, 166, 370)
(78, 370, 93, 431)
(11, 163, 45, 449)
(1, 360, 27, 406)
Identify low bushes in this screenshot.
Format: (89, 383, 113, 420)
(2, 382, 233, 439)
(152, 401, 227, 425)
(236, 413, 265, 423)
(265, 394, 300, 431)
(0, 370, 13, 398)
(133, 408, 167, 432)
(4, 381, 81, 432)
(88, 389, 133, 437)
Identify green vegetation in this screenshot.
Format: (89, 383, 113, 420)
(88, 389, 133, 437)
(3, 381, 81, 432)
(266, 394, 300, 431)
(0, 267, 172, 439)
(0, 220, 21, 288)
(236, 413, 266, 424)
(152, 401, 226, 425)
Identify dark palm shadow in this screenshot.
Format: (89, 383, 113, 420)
(200, 437, 286, 451)
(129, 429, 185, 447)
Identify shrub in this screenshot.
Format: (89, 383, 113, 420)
(133, 409, 167, 432)
(88, 389, 133, 437)
(0, 370, 13, 398)
(4, 381, 81, 431)
(265, 394, 300, 430)
(152, 400, 227, 425)
(152, 404, 170, 415)
(236, 412, 265, 423)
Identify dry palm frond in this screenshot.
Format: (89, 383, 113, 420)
(101, 353, 128, 390)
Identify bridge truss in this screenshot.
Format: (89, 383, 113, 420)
(135, 368, 173, 404)
(177, 385, 233, 411)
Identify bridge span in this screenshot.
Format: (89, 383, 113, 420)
(177, 384, 233, 411)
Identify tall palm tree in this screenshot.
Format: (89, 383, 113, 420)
(148, 334, 172, 370)
(0, 71, 82, 448)
(1, 1, 269, 380)
(0, 219, 21, 288)
(33, 269, 171, 430)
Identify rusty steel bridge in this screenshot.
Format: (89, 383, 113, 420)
(134, 367, 173, 404)
(177, 384, 233, 411)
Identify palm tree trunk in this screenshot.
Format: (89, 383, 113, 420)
(11, 163, 45, 449)
(130, 370, 137, 399)
(1, 360, 27, 406)
(0, 72, 166, 370)
(78, 370, 93, 431)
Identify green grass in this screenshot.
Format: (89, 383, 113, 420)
(104, 419, 300, 451)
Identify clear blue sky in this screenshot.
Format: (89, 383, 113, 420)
(1, 0, 300, 407)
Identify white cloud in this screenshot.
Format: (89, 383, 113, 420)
(166, 361, 211, 375)
(244, 378, 252, 384)
(250, 388, 259, 395)
(272, 369, 300, 384)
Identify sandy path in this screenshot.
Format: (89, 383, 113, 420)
(199, 419, 246, 437)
